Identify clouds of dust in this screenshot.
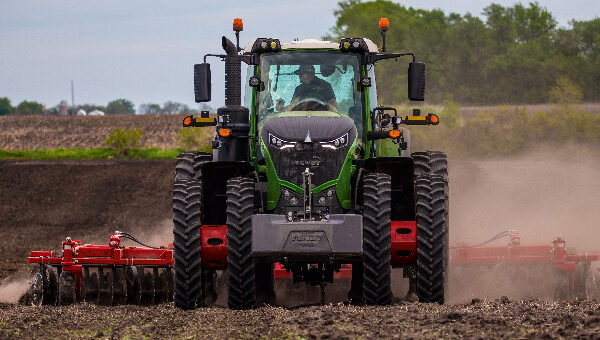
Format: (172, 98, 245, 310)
(447, 145, 600, 303)
(118, 219, 174, 248)
(0, 276, 31, 304)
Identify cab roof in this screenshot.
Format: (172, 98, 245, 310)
(243, 38, 379, 54)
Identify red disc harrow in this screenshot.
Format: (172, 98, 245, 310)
(27, 232, 174, 306)
(450, 231, 600, 299)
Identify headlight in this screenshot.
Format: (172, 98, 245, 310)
(268, 133, 296, 149)
(319, 133, 348, 150)
(251, 38, 281, 53)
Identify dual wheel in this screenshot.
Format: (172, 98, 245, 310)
(173, 151, 273, 310)
(353, 150, 449, 305)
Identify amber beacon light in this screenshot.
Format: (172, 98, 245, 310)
(233, 18, 243, 32)
(379, 17, 389, 31)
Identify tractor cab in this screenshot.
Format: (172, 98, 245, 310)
(248, 39, 370, 138)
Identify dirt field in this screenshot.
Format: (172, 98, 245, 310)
(2, 299, 600, 339)
(0, 113, 190, 150)
(1, 153, 600, 338)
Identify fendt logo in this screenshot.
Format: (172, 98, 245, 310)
(289, 231, 325, 248)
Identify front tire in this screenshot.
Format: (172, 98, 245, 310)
(226, 177, 256, 309)
(415, 175, 447, 303)
(362, 172, 393, 305)
(173, 152, 209, 310)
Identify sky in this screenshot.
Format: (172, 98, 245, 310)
(0, 0, 598, 112)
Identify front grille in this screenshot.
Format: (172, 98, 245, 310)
(269, 143, 346, 187)
(261, 115, 357, 190)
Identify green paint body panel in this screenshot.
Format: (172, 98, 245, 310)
(260, 140, 282, 210)
(280, 180, 303, 195)
(362, 66, 372, 159)
(334, 139, 358, 209)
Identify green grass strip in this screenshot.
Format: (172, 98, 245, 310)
(0, 147, 187, 160)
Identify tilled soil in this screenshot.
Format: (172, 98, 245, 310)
(1, 299, 600, 339)
(1, 159, 600, 339)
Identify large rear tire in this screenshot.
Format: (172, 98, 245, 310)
(413, 150, 449, 265)
(416, 175, 447, 303)
(362, 172, 393, 305)
(413, 150, 449, 302)
(226, 176, 256, 309)
(412, 151, 448, 179)
(173, 152, 210, 310)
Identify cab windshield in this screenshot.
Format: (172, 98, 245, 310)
(257, 52, 362, 128)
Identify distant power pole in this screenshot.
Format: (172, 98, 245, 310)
(71, 80, 75, 116)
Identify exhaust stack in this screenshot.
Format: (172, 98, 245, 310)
(214, 36, 250, 162)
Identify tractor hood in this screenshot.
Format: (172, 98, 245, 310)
(261, 113, 357, 194)
(262, 112, 355, 143)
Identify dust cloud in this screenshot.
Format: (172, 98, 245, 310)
(447, 145, 600, 302)
(121, 218, 174, 248)
(0, 275, 31, 304)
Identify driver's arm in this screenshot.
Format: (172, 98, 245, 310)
(276, 96, 300, 112)
(276, 86, 302, 112)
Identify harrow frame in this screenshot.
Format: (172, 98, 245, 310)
(450, 232, 600, 297)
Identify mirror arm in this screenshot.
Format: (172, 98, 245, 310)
(367, 53, 415, 64)
(203, 54, 226, 63)
(203, 54, 258, 65)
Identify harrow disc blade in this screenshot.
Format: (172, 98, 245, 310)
(58, 271, 76, 306)
(139, 267, 154, 305)
(153, 268, 172, 304)
(112, 268, 127, 305)
(30, 265, 58, 306)
(125, 266, 141, 305)
(83, 267, 99, 304)
(98, 267, 113, 306)
(165, 268, 174, 302)
(154, 268, 167, 304)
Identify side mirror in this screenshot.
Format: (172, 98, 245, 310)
(408, 62, 425, 101)
(194, 63, 211, 102)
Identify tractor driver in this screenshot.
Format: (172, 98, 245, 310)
(276, 65, 338, 112)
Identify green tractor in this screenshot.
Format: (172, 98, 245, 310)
(173, 18, 448, 310)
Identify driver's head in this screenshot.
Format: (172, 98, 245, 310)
(297, 65, 315, 84)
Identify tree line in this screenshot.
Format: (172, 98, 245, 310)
(0, 97, 208, 115)
(328, 1, 600, 105)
